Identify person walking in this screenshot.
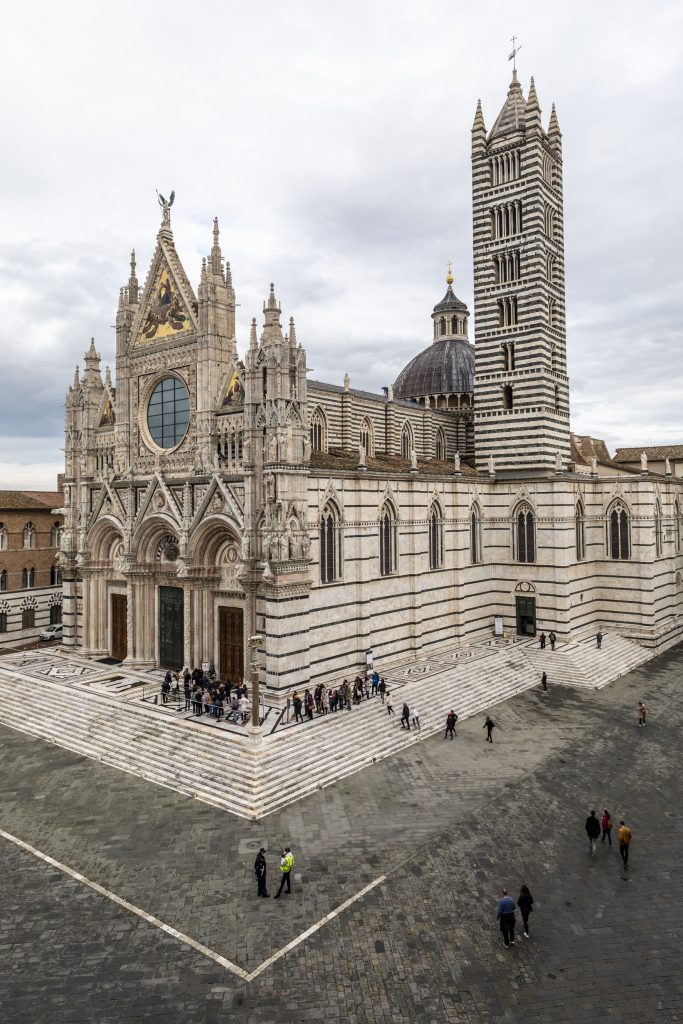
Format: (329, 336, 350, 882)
(371, 671, 379, 697)
(444, 710, 458, 739)
(585, 809, 600, 855)
(386, 691, 395, 716)
(517, 884, 534, 938)
(618, 820, 632, 867)
(483, 715, 495, 743)
(411, 706, 421, 730)
(378, 678, 386, 703)
(637, 702, 647, 727)
(400, 703, 411, 730)
(274, 847, 294, 898)
(549, 630, 557, 651)
(496, 889, 516, 947)
(596, 630, 603, 650)
(539, 632, 546, 650)
(255, 848, 269, 897)
(541, 672, 548, 692)
(601, 809, 613, 848)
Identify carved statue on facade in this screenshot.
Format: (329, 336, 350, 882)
(156, 189, 175, 225)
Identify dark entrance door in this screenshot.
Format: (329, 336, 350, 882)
(159, 586, 184, 669)
(219, 607, 244, 684)
(516, 595, 536, 637)
(111, 593, 127, 661)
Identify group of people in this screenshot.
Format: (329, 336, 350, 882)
(161, 666, 251, 724)
(254, 847, 294, 898)
(290, 672, 390, 723)
(585, 809, 633, 866)
(496, 886, 534, 946)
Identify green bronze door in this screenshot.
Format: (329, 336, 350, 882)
(159, 586, 184, 669)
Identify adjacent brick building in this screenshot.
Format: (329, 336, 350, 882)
(0, 487, 65, 647)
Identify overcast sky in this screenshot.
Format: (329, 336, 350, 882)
(1, 1, 682, 488)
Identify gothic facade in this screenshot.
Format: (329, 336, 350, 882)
(60, 73, 683, 699)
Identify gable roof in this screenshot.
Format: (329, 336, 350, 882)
(613, 445, 683, 463)
(0, 491, 60, 511)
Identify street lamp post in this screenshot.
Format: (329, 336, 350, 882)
(247, 634, 264, 737)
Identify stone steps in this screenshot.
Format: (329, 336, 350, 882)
(0, 632, 663, 819)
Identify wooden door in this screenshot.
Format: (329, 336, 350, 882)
(111, 594, 127, 661)
(159, 586, 184, 669)
(219, 607, 244, 684)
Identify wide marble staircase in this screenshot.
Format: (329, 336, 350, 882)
(0, 632, 667, 819)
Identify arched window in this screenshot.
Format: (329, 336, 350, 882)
(435, 428, 445, 461)
(319, 504, 341, 584)
(515, 504, 535, 563)
(428, 504, 443, 570)
(608, 502, 630, 560)
(22, 607, 35, 629)
(309, 408, 326, 453)
(360, 417, 374, 457)
(22, 567, 35, 589)
(575, 501, 586, 561)
(470, 504, 482, 564)
(0, 523, 6, 550)
(0, 569, 6, 591)
(400, 423, 413, 460)
(675, 500, 681, 552)
(23, 522, 35, 549)
(655, 500, 663, 557)
(51, 522, 62, 547)
(50, 563, 63, 586)
(379, 504, 397, 576)
(50, 604, 62, 625)
(440, 318, 447, 336)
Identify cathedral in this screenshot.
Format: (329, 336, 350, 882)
(60, 71, 683, 699)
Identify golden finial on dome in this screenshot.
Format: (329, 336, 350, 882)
(446, 260, 454, 285)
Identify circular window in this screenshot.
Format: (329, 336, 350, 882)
(146, 377, 190, 449)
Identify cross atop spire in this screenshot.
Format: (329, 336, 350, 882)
(446, 260, 454, 285)
(508, 35, 522, 71)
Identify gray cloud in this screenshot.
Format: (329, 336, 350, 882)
(1, 1, 682, 486)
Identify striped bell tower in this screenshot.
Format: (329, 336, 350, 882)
(471, 71, 570, 472)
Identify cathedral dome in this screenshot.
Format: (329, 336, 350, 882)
(393, 270, 474, 400)
(393, 337, 474, 399)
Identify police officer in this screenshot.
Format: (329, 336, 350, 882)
(255, 847, 269, 897)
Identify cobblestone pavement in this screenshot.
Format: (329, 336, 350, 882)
(1, 644, 682, 1022)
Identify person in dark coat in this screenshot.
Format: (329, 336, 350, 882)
(400, 703, 411, 730)
(585, 809, 601, 855)
(496, 889, 516, 947)
(444, 710, 458, 740)
(255, 848, 269, 897)
(539, 632, 546, 650)
(483, 715, 495, 743)
(541, 672, 548, 692)
(517, 884, 534, 938)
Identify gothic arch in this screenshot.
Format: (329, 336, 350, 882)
(309, 407, 327, 452)
(132, 514, 181, 564)
(88, 516, 125, 564)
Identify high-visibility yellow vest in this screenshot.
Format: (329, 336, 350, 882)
(280, 853, 294, 873)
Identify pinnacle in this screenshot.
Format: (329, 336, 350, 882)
(548, 101, 561, 135)
(472, 98, 486, 132)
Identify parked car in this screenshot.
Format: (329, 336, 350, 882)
(39, 624, 63, 641)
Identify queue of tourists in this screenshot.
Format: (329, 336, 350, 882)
(161, 666, 251, 724)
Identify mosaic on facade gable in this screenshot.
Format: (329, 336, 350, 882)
(139, 268, 191, 343)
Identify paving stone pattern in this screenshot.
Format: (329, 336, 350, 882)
(0, 645, 682, 1021)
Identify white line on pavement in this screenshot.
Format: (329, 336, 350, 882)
(0, 827, 386, 983)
